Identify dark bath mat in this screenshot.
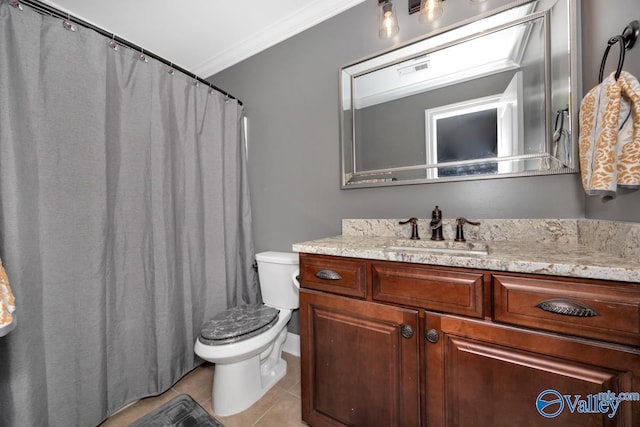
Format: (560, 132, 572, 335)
(129, 394, 225, 427)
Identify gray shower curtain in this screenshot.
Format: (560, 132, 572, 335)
(0, 2, 259, 426)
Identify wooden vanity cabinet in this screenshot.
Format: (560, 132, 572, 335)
(300, 289, 420, 427)
(298, 253, 640, 427)
(423, 312, 640, 427)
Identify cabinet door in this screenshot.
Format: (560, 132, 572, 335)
(300, 289, 419, 427)
(424, 312, 640, 427)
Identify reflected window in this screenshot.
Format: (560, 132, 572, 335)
(436, 109, 498, 177)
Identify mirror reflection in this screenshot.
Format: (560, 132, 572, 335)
(340, 0, 579, 188)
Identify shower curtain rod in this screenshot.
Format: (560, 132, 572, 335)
(15, 0, 243, 106)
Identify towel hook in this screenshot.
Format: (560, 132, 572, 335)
(598, 35, 625, 82)
(621, 20, 639, 50)
(598, 20, 639, 83)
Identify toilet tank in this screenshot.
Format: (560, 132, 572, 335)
(255, 251, 300, 310)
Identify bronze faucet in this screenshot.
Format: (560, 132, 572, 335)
(430, 206, 444, 241)
(454, 217, 481, 242)
(399, 217, 420, 240)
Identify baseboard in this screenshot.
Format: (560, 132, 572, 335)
(283, 332, 300, 357)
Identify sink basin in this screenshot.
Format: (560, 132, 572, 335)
(386, 240, 490, 256)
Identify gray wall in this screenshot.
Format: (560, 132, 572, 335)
(210, 0, 640, 251)
(209, 0, 640, 335)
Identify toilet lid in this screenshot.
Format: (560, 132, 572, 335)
(199, 304, 280, 345)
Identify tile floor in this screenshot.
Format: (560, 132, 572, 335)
(99, 352, 306, 427)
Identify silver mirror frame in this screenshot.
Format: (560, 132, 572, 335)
(340, 0, 581, 189)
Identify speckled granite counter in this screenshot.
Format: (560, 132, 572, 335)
(292, 219, 640, 283)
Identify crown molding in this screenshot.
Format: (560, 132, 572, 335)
(193, 0, 366, 77)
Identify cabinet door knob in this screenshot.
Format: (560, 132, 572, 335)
(536, 299, 598, 317)
(400, 324, 414, 339)
(425, 328, 440, 343)
(315, 270, 342, 280)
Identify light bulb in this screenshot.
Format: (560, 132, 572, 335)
(419, 0, 444, 22)
(379, 1, 399, 39)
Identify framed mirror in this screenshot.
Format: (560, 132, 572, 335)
(340, 0, 580, 188)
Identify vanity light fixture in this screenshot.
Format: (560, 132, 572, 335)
(408, 0, 486, 23)
(378, 0, 400, 39)
(419, 0, 446, 22)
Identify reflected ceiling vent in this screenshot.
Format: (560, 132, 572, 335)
(397, 57, 431, 75)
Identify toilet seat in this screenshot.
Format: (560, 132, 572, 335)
(199, 304, 280, 345)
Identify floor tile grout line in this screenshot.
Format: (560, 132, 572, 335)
(167, 387, 185, 402)
(250, 391, 286, 427)
(250, 403, 277, 427)
(283, 388, 301, 399)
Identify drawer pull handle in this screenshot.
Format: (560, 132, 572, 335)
(536, 299, 598, 317)
(400, 324, 414, 339)
(425, 329, 440, 343)
(316, 269, 342, 280)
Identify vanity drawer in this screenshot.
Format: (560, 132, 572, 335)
(371, 262, 484, 318)
(299, 254, 367, 298)
(493, 274, 640, 346)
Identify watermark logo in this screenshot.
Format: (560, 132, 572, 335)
(536, 389, 640, 419)
(536, 389, 565, 418)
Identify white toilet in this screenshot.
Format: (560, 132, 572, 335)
(194, 251, 300, 416)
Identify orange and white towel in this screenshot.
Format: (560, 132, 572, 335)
(0, 257, 17, 337)
(579, 70, 640, 198)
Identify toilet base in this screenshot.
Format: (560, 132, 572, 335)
(210, 327, 289, 416)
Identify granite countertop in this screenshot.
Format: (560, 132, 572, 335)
(291, 219, 640, 283)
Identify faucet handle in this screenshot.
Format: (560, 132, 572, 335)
(454, 217, 481, 242)
(399, 217, 420, 240)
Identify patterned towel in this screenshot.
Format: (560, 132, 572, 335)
(579, 71, 640, 198)
(0, 257, 17, 337)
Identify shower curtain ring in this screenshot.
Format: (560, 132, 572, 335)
(168, 63, 175, 75)
(138, 49, 148, 63)
(109, 35, 118, 51)
(9, 0, 23, 10)
(62, 14, 76, 32)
